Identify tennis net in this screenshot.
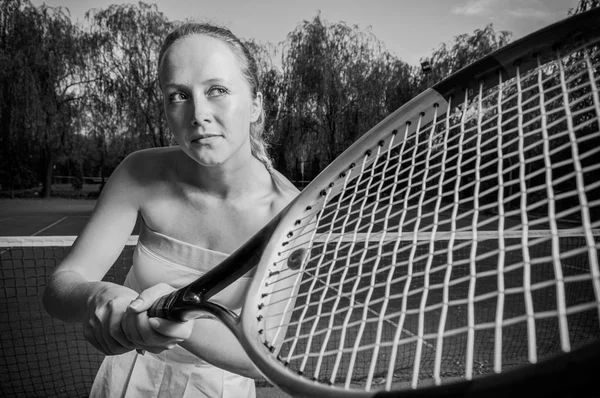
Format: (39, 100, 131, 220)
(0, 236, 136, 398)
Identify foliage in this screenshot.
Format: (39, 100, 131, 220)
(84, 2, 172, 147)
(5, 1, 592, 195)
(569, 0, 600, 14)
(275, 14, 416, 177)
(0, 0, 88, 197)
(426, 24, 512, 85)
(81, 2, 173, 188)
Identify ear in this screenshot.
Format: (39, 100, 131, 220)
(250, 92, 263, 123)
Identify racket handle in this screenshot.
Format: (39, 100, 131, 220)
(136, 291, 180, 356)
(147, 292, 174, 319)
(136, 294, 172, 355)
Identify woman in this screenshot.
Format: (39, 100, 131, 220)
(43, 22, 298, 398)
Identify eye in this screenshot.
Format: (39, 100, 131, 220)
(168, 92, 188, 103)
(207, 86, 228, 97)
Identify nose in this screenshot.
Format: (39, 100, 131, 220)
(191, 95, 211, 126)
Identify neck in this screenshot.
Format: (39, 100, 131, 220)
(182, 151, 270, 200)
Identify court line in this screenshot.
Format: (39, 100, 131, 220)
(0, 216, 65, 255)
(31, 217, 68, 236)
(0, 217, 12, 222)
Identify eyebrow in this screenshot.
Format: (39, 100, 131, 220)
(162, 83, 187, 91)
(162, 78, 231, 91)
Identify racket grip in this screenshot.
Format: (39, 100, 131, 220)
(135, 293, 176, 357)
(147, 292, 174, 320)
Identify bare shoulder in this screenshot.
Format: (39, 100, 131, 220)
(118, 147, 180, 179)
(58, 146, 183, 278)
(270, 168, 300, 212)
(97, 146, 182, 207)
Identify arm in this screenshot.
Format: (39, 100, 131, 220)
(182, 320, 262, 378)
(43, 152, 192, 355)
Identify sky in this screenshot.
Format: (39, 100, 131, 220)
(30, 0, 581, 66)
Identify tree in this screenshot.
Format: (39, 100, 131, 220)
(569, 0, 600, 14)
(425, 24, 512, 86)
(84, 2, 173, 155)
(242, 38, 284, 169)
(0, 0, 88, 197)
(276, 13, 412, 179)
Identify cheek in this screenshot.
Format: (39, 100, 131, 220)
(229, 100, 253, 129)
(165, 106, 187, 131)
(212, 103, 245, 136)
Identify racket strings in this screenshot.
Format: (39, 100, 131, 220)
(257, 38, 600, 391)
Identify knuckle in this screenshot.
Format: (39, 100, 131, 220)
(93, 307, 104, 321)
(107, 297, 124, 311)
(86, 318, 98, 331)
(139, 329, 153, 344)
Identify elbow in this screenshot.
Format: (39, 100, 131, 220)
(42, 275, 59, 318)
(42, 271, 81, 322)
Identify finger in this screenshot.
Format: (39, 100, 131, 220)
(107, 299, 135, 349)
(120, 308, 144, 348)
(137, 313, 176, 347)
(111, 321, 135, 350)
(128, 283, 175, 314)
(122, 304, 183, 352)
(84, 320, 130, 356)
(100, 323, 133, 355)
(83, 322, 107, 355)
(96, 306, 133, 354)
(122, 309, 174, 350)
(148, 317, 192, 340)
(134, 314, 183, 352)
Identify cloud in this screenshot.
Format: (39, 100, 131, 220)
(451, 0, 501, 16)
(507, 7, 554, 20)
(451, 0, 553, 20)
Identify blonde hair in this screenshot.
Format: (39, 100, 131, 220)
(158, 23, 272, 170)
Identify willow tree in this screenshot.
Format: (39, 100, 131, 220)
(424, 24, 512, 86)
(242, 39, 284, 170)
(84, 2, 172, 157)
(277, 14, 412, 180)
(569, 0, 600, 14)
(0, 0, 87, 197)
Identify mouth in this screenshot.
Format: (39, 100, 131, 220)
(190, 135, 221, 144)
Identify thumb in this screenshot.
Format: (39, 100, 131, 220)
(128, 283, 176, 314)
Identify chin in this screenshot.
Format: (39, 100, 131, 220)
(180, 145, 224, 166)
(193, 155, 226, 167)
(182, 142, 250, 169)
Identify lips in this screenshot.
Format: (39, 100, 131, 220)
(190, 134, 221, 144)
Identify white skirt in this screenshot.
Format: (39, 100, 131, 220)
(90, 349, 256, 398)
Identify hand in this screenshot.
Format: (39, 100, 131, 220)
(120, 283, 194, 354)
(82, 284, 139, 355)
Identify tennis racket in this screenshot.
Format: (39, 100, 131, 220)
(148, 7, 600, 397)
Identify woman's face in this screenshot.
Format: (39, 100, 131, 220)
(160, 34, 261, 168)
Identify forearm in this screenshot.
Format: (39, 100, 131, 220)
(179, 317, 262, 379)
(43, 270, 135, 323)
